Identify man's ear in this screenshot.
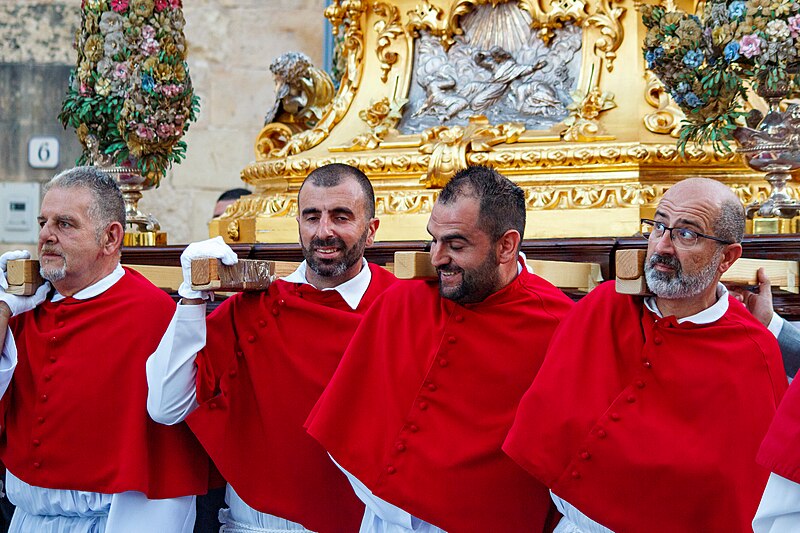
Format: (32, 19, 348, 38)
(717, 243, 743, 275)
(365, 218, 380, 247)
(102, 221, 125, 256)
(496, 229, 521, 264)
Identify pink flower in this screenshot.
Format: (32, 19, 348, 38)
(79, 81, 92, 96)
(789, 15, 800, 37)
(111, 0, 128, 12)
(168, 0, 181, 7)
(739, 34, 763, 59)
(141, 25, 156, 40)
(113, 62, 128, 80)
(141, 38, 160, 56)
(155, 0, 168, 11)
(135, 124, 155, 140)
(157, 123, 176, 137)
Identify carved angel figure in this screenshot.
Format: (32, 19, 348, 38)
(263, 51, 335, 129)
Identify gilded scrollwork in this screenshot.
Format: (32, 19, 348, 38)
(406, 1, 453, 49)
(344, 96, 409, 151)
(642, 71, 683, 138)
(376, 190, 439, 215)
(562, 85, 617, 141)
(418, 115, 525, 187)
(373, 2, 404, 82)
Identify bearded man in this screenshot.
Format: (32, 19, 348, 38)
(504, 177, 788, 533)
(0, 167, 207, 532)
(146, 163, 396, 532)
(305, 166, 574, 533)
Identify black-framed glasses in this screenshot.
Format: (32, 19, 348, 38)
(640, 219, 734, 249)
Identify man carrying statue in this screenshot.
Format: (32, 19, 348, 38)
(0, 166, 208, 532)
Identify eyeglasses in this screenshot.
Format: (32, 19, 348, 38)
(640, 219, 734, 249)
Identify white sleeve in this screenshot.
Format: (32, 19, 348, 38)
(0, 327, 18, 398)
(146, 304, 206, 425)
(768, 312, 785, 339)
(753, 473, 800, 533)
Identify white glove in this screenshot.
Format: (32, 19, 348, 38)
(0, 250, 51, 316)
(178, 236, 238, 300)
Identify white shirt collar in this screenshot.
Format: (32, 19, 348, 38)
(50, 264, 125, 302)
(281, 258, 371, 310)
(643, 282, 729, 324)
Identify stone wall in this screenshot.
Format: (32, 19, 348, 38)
(0, 0, 326, 249)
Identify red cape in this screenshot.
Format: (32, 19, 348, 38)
(187, 263, 396, 533)
(503, 281, 787, 533)
(306, 267, 574, 533)
(758, 365, 800, 483)
(4, 268, 208, 498)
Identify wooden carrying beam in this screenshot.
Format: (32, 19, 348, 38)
(393, 251, 603, 291)
(615, 249, 800, 295)
(190, 258, 300, 292)
(6, 259, 43, 296)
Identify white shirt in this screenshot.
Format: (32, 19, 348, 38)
(0, 264, 194, 532)
(553, 283, 731, 533)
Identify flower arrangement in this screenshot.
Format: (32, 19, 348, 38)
(59, 0, 199, 184)
(641, 0, 800, 152)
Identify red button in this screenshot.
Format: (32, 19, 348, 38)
(653, 336, 663, 345)
(419, 401, 428, 410)
(635, 380, 646, 389)
(642, 360, 652, 368)
(32, 440, 40, 447)
(427, 383, 437, 392)
(387, 466, 396, 475)
(597, 429, 607, 439)
(454, 315, 464, 323)
(229, 370, 237, 378)
(236, 351, 244, 358)
(279, 299, 286, 306)
(247, 335, 256, 343)
(33, 462, 41, 469)
(49, 337, 56, 344)
(37, 417, 44, 425)
(626, 395, 636, 403)
(447, 336, 456, 344)
(258, 320, 266, 328)
(40, 394, 47, 402)
(409, 425, 419, 433)
(56, 321, 65, 328)
(49, 356, 56, 363)
(610, 413, 620, 421)
(438, 358, 448, 367)
(571, 470, 580, 479)
(44, 375, 51, 382)
(580, 451, 591, 460)
(396, 443, 406, 452)
(271, 308, 279, 316)
(209, 403, 217, 410)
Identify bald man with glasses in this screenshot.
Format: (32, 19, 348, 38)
(503, 178, 788, 533)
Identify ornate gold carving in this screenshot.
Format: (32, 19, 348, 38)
(406, 1, 452, 49)
(583, 0, 626, 71)
(344, 96, 409, 150)
(254, 0, 367, 159)
(643, 71, 683, 138)
(562, 85, 617, 141)
(418, 115, 525, 188)
(372, 2, 404, 82)
(226, 220, 241, 241)
(376, 190, 439, 215)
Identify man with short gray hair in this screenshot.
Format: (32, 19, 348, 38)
(0, 166, 207, 532)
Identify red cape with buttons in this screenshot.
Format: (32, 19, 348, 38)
(306, 265, 574, 533)
(3, 268, 208, 498)
(503, 281, 787, 533)
(187, 263, 396, 533)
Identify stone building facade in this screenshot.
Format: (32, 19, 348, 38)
(1, 0, 325, 250)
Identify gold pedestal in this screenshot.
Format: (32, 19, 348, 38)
(749, 218, 796, 235)
(124, 231, 168, 246)
(212, 0, 785, 243)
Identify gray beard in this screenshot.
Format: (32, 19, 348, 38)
(40, 264, 66, 283)
(644, 252, 721, 299)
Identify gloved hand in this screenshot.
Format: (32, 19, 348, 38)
(0, 250, 51, 316)
(178, 236, 238, 300)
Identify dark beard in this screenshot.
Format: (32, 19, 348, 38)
(437, 249, 499, 304)
(301, 230, 368, 279)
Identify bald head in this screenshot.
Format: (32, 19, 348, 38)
(660, 178, 745, 244)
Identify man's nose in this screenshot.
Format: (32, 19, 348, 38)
(429, 241, 449, 267)
(315, 215, 335, 239)
(652, 229, 675, 255)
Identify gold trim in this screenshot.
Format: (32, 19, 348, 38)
(372, 2, 404, 82)
(642, 71, 683, 138)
